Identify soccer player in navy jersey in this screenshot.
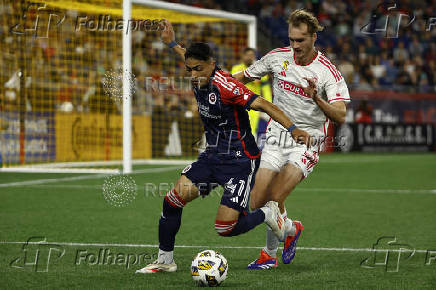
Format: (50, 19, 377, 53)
(136, 20, 310, 274)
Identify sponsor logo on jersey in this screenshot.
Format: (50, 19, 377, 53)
(277, 79, 311, 98)
(208, 93, 217, 104)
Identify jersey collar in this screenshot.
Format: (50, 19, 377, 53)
(294, 49, 319, 66)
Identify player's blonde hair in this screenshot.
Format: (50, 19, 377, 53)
(287, 9, 324, 34)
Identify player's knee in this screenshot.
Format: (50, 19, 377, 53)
(214, 220, 237, 236)
(164, 188, 186, 210)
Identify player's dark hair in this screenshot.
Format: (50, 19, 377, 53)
(185, 42, 214, 61)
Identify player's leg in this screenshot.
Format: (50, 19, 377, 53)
(248, 167, 278, 210)
(249, 130, 284, 211)
(214, 158, 284, 239)
(247, 136, 288, 269)
(158, 175, 200, 259)
(272, 149, 319, 264)
(137, 158, 212, 274)
(247, 162, 304, 270)
(136, 174, 200, 274)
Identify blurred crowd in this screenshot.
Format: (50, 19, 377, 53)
(1, 0, 435, 117)
(171, 0, 436, 93)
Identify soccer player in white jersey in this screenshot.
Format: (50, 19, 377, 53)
(233, 9, 351, 269)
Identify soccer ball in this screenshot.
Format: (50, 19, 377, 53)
(191, 250, 228, 287)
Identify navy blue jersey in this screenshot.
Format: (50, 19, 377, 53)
(193, 67, 260, 160)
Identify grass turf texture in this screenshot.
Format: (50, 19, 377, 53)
(1, 153, 435, 289)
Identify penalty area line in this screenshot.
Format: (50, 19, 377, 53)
(0, 166, 184, 188)
(0, 241, 428, 253)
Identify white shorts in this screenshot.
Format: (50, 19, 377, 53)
(259, 128, 320, 178)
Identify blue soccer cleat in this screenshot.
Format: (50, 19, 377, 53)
(247, 249, 278, 270)
(282, 220, 303, 264)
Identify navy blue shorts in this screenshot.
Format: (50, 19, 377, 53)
(181, 152, 260, 213)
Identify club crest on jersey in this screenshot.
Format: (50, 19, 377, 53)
(232, 87, 241, 95)
(208, 93, 217, 104)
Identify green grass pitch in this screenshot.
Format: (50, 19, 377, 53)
(1, 153, 435, 289)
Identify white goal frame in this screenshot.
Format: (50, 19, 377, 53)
(0, 0, 256, 174)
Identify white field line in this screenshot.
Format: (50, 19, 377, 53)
(3, 182, 435, 195)
(297, 188, 436, 194)
(0, 166, 184, 188)
(0, 241, 428, 253)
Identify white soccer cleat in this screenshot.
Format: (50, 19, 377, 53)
(263, 201, 285, 240)
(135, 260, 177, 274)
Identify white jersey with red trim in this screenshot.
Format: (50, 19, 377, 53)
(244, 46, 350, 137)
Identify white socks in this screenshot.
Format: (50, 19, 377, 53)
(157, 249, 174, 264)
(263, 209, 295, 258)
(263, 226, 279, 257)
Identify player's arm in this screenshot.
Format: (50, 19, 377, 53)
(314, 98, 346, 124)
(250, 96, 311, 146)
(161, 19, 186, 59)
(297, 77, 346, 124)
(231, 70, 252, 84)
(232, 53, 272, 84)
(217, 75, 310, 146)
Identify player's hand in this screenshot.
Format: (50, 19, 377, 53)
(161, 19, 175, 45)
(296, 77, 318, 99)
(291, 128, 312, 148)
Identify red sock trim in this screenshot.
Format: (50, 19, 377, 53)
(164, 189, 186, 208)
(215, 220, 237, 236)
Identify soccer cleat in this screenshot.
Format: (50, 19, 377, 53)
(282, 220, 303, 264)
(247, 249, 278, 270)
(263, 201, 285, 240)
(135, 260, 177, 274)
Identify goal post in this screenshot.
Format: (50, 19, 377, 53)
(0, 0, 257, 173)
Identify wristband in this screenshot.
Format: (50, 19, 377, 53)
(168, 41, 178, 48)
(288, 124, 297, 133)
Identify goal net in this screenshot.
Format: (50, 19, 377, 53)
(0, 0, 255, 173)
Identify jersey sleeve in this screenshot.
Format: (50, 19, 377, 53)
(244, 53, 272, 80)
(213, 74, 258, 109)
(324, 69, 351, 104)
